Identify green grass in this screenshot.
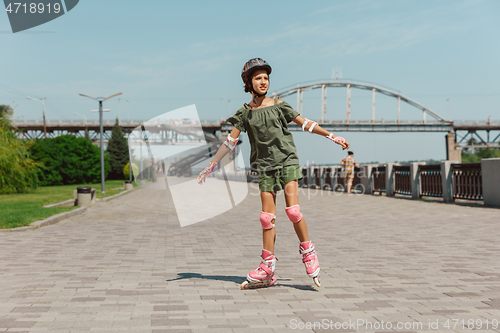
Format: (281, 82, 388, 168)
(0, 180, 137, 229)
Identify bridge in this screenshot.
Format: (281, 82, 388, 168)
(13, 79, 500, 159)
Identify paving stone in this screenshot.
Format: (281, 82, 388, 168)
(0, 184, 499, 332)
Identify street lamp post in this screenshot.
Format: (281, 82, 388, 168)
(78, 92, 122, 194)
(26, 96, 46, 138)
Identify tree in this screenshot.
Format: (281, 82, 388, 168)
(106, 118, 130, 180)
(29, 135, 110, 186)
(0, 105, 41, 193)
(461, 135, 500, 162)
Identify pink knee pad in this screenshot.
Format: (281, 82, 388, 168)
(260, 211, 276, 230)
(285, 205, 303, 223)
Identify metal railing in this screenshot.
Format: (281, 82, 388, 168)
(14, 119, 223, 126)
(206, 161, 487, 203)
(372, 166, 386, 193)
(394, 165, 411, 195)
(322, 167, 334, 190)
(419, 164, 442, 197)
(453, 120, 500, 126)
(300, 168, 309, 188)
(246, 170, 259, 183)
(312, 167, 321, 188)
(335, 167, 362, 191)
(333, 167, 343, 191)
(451, 163, 482, 200)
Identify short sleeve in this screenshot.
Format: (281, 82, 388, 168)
(280, 102, 300, 123)
(226, 108, 247, 133)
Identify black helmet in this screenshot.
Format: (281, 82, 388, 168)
(241, 58, 272, 79)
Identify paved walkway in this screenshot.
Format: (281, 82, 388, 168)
(1, 180, 499, 333)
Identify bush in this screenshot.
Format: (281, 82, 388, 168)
(462, 148, 500, 163)
(0, 105, 41, 193)
(123, 162, 139, 179)
(0, 131, 41, 193)
(29, 135, 110, 186)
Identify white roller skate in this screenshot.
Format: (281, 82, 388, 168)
(240, 250, 277, 290)
(299, 241, 321, 287)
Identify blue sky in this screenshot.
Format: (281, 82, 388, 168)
(1, 0, 499, 164)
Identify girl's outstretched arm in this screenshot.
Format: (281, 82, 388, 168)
(292, 115, 350, 150)
(197, 127, 241, 184)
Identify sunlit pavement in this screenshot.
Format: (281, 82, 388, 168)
(1, 180, 499, 333)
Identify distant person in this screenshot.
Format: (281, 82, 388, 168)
(341, 151, 359, 194)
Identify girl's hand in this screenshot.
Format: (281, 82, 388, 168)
(339, 140, 349, 150)
(197, 162, 217, 185)
(326, 134, 350, 150)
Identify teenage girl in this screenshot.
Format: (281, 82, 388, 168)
(197, 58, 349, 288)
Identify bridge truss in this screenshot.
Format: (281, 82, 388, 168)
(13, 80, 499, 152)
(274, 79, 448, 124)
(14, 119, 221, 145)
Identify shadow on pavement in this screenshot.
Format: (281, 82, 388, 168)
(166, 272, 244, 284)
(166, 273, 319, 291)
(277, 283, 318, 292)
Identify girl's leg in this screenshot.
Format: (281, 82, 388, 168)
(283, 179, 321, 286)
(260, 191, 277, 253)
(283, 180, 309, 242)
(242, 190, 278, 289)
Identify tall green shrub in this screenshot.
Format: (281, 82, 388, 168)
(0, 105, 41, 193)
(462, 147, 500, 163)
(29, 135, 110, 186)
(106, 119, 130, 180)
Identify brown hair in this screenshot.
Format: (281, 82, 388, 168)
(243, 75, 253, 93)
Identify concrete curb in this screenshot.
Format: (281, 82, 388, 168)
(1, 187, 136, 233)
(0, 207, 87, 232)
(43, 199, 75, 208)
(99, 188, 134, 202)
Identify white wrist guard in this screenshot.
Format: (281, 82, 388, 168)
(326, 133, 345, 144)
(302, 118, 318, 133)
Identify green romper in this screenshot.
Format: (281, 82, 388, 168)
(226, 99, 303, 192)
